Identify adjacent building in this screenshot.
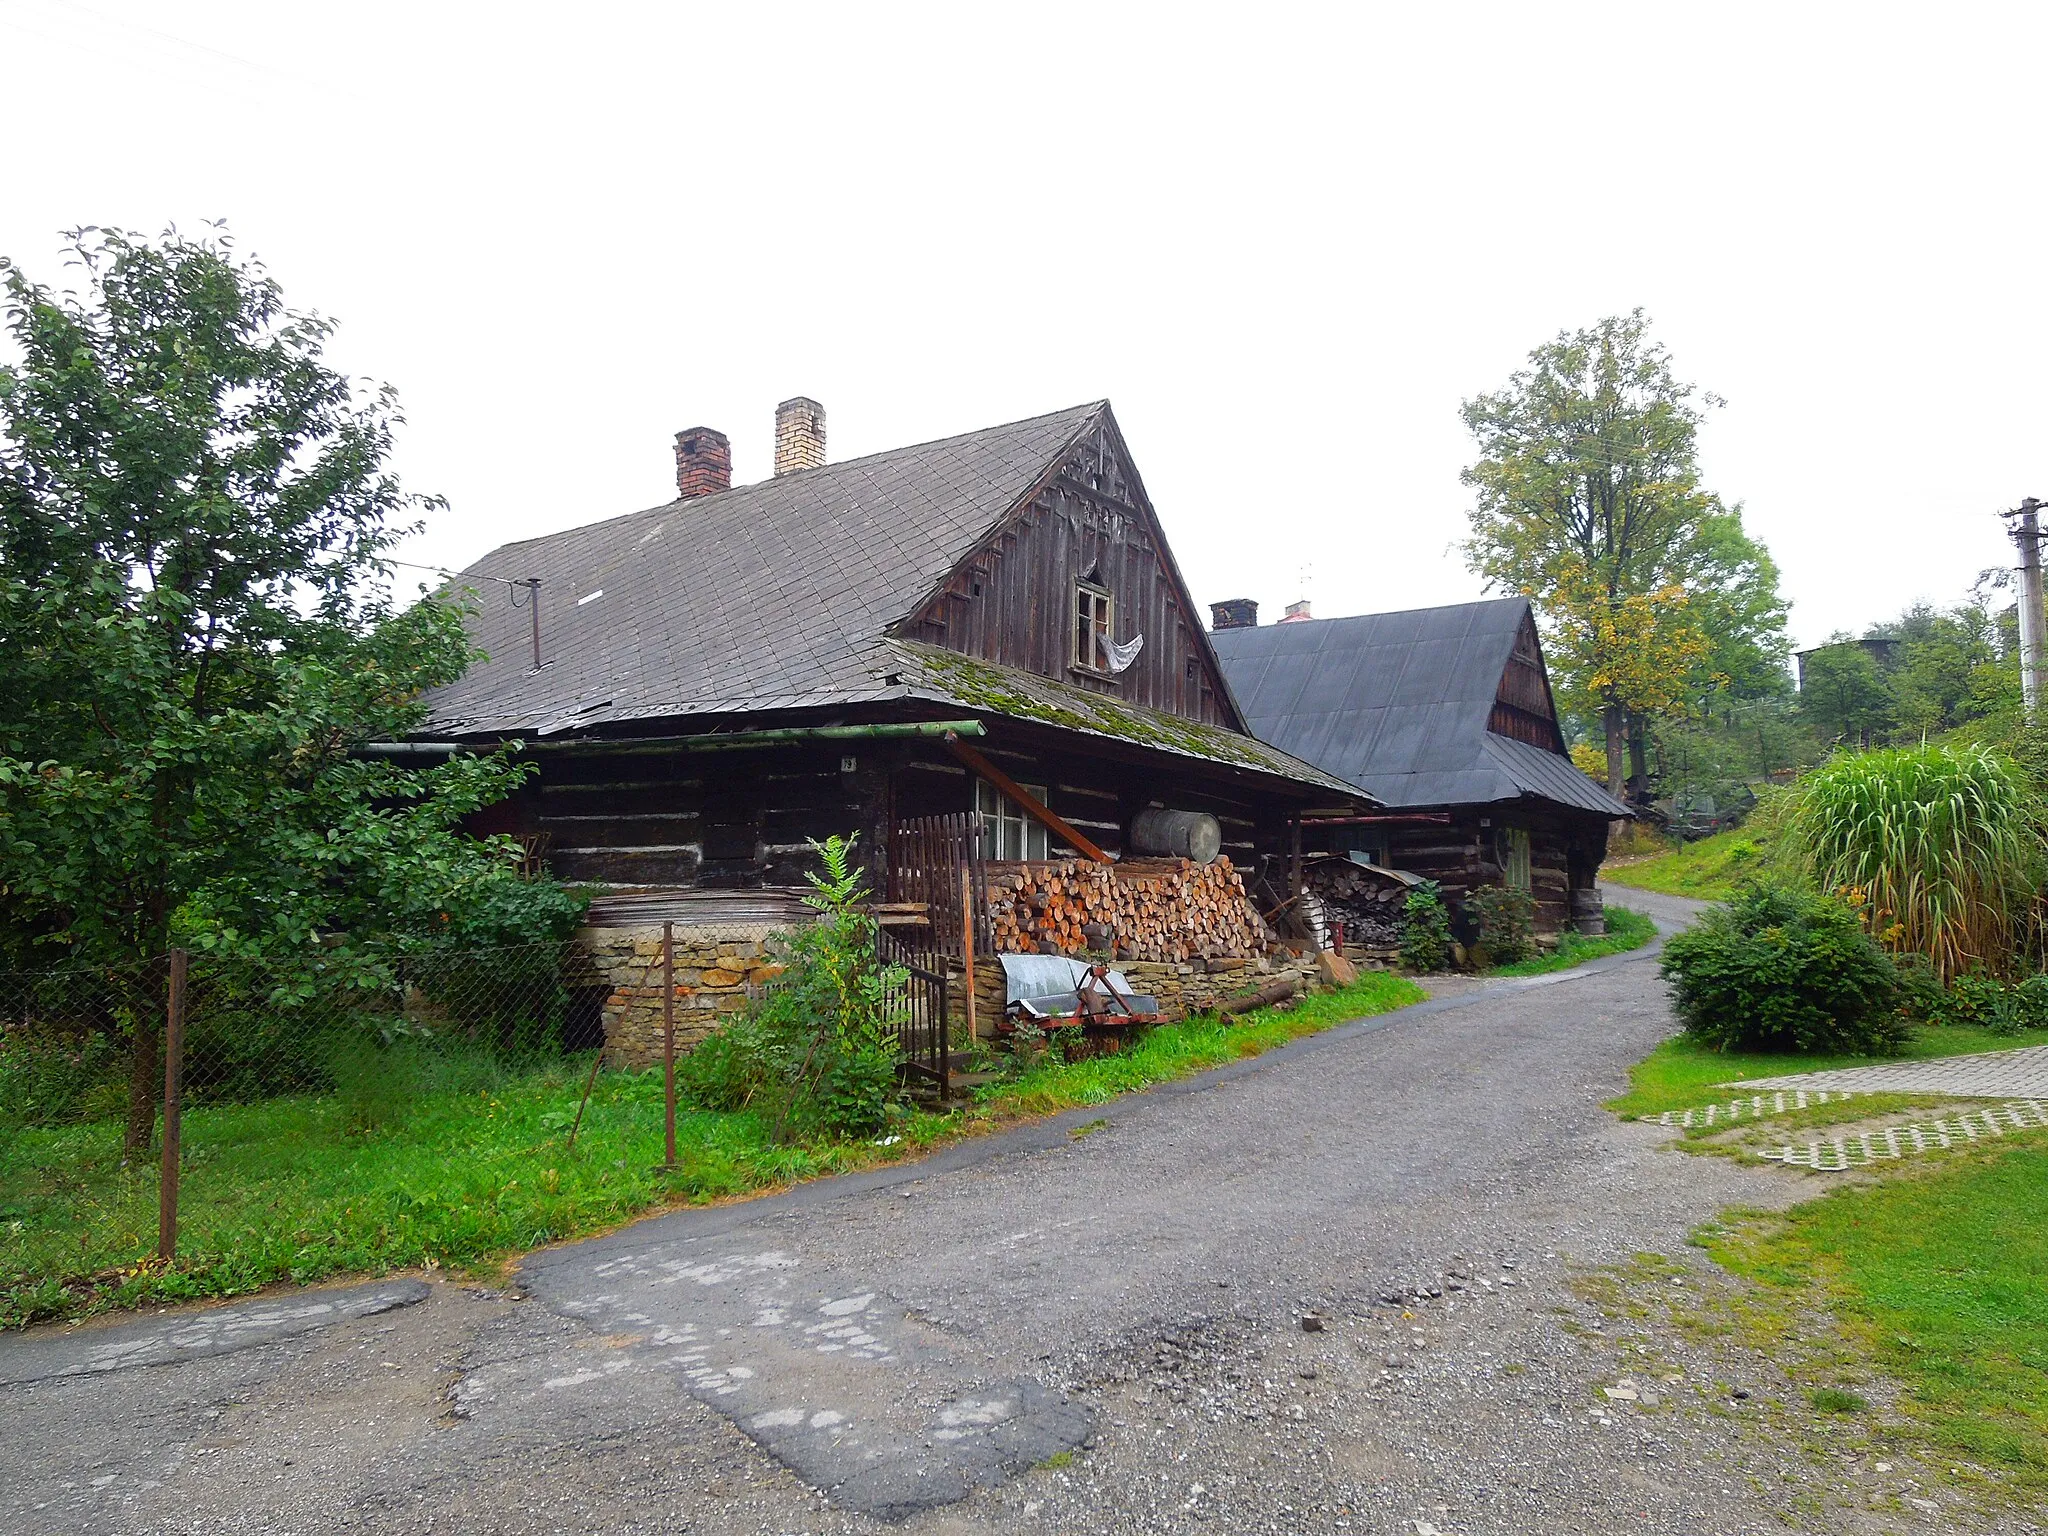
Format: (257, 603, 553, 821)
(1209, 596, 1629, 936)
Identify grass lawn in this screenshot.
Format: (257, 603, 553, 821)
(1607, 1023, 2048, 1120)
(1704, 1136, 2048, 1490)
(1489, 905, 1657, 977)
(1, 971, 1424, 1328)
(1601, 827, 1774, 902)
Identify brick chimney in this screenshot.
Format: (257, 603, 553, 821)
(773, 397, 826, 476)
(1278, 600, 1313, 624)
(1209, 598, 1258, 631)
(673, 428, 732, 499)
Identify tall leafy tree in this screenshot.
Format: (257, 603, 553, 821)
(1461, 310, 1786, 799)
(1879, 603, 2019, 738)
(1798, 638, 1895, 748)
(0, 227, 575, 1148)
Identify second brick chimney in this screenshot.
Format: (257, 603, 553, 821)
(674, 428, 732, 499)
(773, 397, 826, 476)
(1209, 598, 1259, 631)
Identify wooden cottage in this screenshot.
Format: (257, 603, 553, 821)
(411, 400, 1368, 1063)
(1209, 597, 1630, 939)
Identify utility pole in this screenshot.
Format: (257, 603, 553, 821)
(2004, 499, 2046, 715)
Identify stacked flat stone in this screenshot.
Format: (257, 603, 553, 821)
(580, 924, 788, 1069)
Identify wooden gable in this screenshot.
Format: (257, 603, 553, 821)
(1488, 609, 1568, 753)
(895, 409, 1243, 730)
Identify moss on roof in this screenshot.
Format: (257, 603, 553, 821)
(879, 640, 1368, 800)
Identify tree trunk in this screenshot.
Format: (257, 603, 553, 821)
(1602, 704, 1627, 799)
(1627, 714, 1651, 803)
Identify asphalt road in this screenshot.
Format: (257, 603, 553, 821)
(4, 889, 2022, 1536)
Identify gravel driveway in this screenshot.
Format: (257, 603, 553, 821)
(3, 887, 2030, 1535)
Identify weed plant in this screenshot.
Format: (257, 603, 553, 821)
(676, 834, 905, 1139)
(1466, 885, 1535, 965)
(1399, 881, 1454, 972)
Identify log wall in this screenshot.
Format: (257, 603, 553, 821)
(899, 416, 1237, 726)
(491, 728, 1300, 900)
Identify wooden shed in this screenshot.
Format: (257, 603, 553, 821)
(1210, 597, 1631, 938)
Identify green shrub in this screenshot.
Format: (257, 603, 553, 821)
(677, 834, 906, 1139)
(1399, 881, 1455, 972)
(1921, 969, 2048, 1037)
(1659, 881, 1908, 1055)
(1466, 885, 1535, 966)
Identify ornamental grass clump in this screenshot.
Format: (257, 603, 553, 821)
(1659, 881, 1907, 1055)
(1792, 744, 2044, 983)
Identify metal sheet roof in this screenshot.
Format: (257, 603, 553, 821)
(1210, 598, 1630, 817)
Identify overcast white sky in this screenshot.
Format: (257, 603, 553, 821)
(5, 1, 2043, 651)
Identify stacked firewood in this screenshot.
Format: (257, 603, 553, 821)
(1305, 858, 1407, 947)
(986, 857, 1270, 962)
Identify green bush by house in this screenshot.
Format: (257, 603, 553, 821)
(1659, 882, 1907, 1055)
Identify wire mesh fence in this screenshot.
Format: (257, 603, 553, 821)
(0, 929, 771, 1312)
(0, 911, 954, 1320)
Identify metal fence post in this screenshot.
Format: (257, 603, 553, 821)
(662, 919, 677, 1169)
(158, 948, 188, 1265)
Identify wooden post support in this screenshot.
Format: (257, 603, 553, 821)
(662, 920, 677, 1169)
(158, 948, 188, 1265)
(1289, 818, 1304, 901)
(961, 862, 977, 1041)
(942, 733, 1110, 863)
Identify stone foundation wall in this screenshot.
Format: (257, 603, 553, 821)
(578, 923, 787, 1069)
(580, 919, 1329, 1069)
(1340, 943, 1403, 972)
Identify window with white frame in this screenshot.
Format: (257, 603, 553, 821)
(975, 778, 1050, 861)
(1073, 578, 1112, 670)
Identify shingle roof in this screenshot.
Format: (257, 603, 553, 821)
(1209, 598, 1630, 817)
(415, 403, 1365, 802)
(422, 404, 1103, 736)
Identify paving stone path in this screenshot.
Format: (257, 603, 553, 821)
(1759, 1098, 2048, 1171)
(1728, 1041, 2048, 1099)
(1652, 1088, 1858, 1128)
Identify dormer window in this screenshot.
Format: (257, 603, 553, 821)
(1073, 575, 1112, 671)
